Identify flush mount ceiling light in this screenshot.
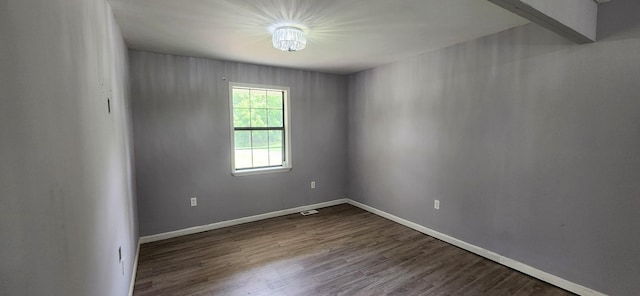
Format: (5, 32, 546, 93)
(272, 26, 306, 52)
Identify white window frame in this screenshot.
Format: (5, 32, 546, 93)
(229, 82, 292, 176)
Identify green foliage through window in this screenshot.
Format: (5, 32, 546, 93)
(232, 86, 286, 170)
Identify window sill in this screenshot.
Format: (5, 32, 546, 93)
(231, 166, 292, 177)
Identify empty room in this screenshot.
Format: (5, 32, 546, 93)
(2, 0, 639, 295)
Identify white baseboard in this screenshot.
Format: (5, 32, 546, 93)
(345, 199, 606, 296)
(128, 241, 140, 296)
(139, 199, 348, 244)
(134, 197, 605, 296)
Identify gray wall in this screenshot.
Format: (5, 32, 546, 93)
(129, 51, 348, 236)
(347, 2, 640, 295)
(0, 0, 138, 295)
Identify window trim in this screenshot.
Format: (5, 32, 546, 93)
(229, 82, 292, 176)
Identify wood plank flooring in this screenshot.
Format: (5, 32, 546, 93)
(133, 204, 575, 296)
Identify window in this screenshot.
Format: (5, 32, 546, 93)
(229, 83, 291, 175)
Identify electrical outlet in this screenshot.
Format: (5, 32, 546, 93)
(311, 181, 316, 189)
(434, 200, 440, 210)
(190, 197, 197, 207)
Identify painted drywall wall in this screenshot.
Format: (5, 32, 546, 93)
(0, 0, 138, 295)
(347, 2, 640, 295)
(129, 51, 348, 236)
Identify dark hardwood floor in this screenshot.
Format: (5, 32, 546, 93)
(133, 204, 574, 296)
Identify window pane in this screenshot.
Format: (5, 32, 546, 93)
(235, 149, 252, 169)
(267, 91, 283, 109)
(251, 131, 269, 167)
(268, 130, 283, 166)
(252, 130, 268, 149)
(251, 108, 267, 127)
(233, 108, 251, 128)
(268, 109, 283, 127)
(268, 130, 282, 148)
(269, 148, 283, 166)
(252, 149, 269, 167)
(250, 90, 267, 108)
(252, 131, 269, 167)
(234, 131, 251, 149)
(235, 130, 253, 169)
(233, 89, 251, 108)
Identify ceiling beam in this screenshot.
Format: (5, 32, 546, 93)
(488, 0, 598, 43)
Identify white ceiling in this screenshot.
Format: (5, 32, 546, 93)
(108, 0, 528, 74)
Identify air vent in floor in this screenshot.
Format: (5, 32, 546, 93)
(300, 209, 319, 216)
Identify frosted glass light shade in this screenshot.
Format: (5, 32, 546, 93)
(272, 26, 306, 52)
